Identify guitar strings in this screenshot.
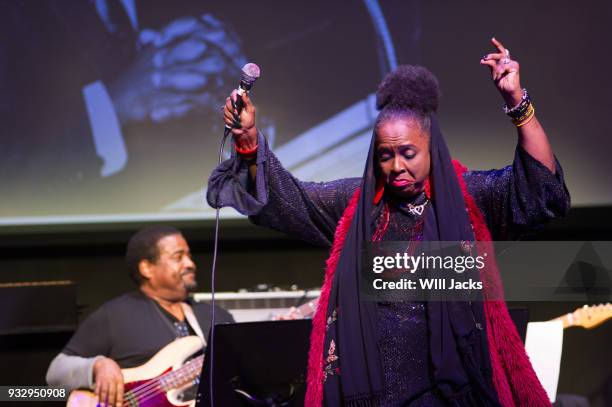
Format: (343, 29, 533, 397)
(123, 375, 164, 405)
(122, 356, 203, 405)
(122, 382, 163, 406)
(124, 365, 195, 403)
(126, 366, 199, 407)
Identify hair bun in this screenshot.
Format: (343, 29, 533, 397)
(375, 65, 440, 115)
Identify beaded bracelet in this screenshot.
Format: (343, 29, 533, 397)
(503, 88, 535, 127)
(503, 89, 529, 115)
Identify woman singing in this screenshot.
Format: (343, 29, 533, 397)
(208, 38, 570, 406)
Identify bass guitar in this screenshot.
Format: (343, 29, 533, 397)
(66, 335, 204, 407)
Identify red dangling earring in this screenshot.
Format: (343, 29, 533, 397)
(424, 175, 432, 199)
(373, 177, 385, 205)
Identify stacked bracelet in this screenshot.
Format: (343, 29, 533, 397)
(503, 88, 536, 127)
(235, 143, 258, 160)
(514, 103, 535, 127)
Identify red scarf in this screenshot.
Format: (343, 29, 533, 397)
(306, 161, 551, 407)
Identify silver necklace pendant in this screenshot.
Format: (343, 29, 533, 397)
(407, 200, 428, 216)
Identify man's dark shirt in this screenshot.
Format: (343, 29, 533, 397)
(63, 291, 234, 368)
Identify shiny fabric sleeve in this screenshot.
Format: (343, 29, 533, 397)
(463, 145, 571, 240)
(207, 131, 360, 247)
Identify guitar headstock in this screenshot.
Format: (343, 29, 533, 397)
(558, 303, 612, 329)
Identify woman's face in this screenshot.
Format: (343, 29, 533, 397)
(375, 117, 430, 198)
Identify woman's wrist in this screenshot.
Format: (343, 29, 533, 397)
(235, 127, 258, 159)
(234, 127, 258, 149)
(502, 88, 535, 127)
(502, 88, 524, 108)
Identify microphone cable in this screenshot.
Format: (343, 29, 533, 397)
(206, 63, 259, 407)
(208, 127, 232, 407)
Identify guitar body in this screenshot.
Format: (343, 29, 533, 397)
(67, 336, 204, 407)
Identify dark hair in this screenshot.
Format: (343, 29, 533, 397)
(374, 65, 440, 133)
(125, 225, 182, 285)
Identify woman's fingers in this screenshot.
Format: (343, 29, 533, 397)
(480, 58, 505, 81)
(491, 37, 507, 54)
(485, 59, 518, 82)
(224, 110, 235, 124)
(224, 116, 243, 131)
(498, 60, 519, 83)
(482, 52, 505, 62)
(480, 59, 497, 68)
(241, 91, 254, 113)
(480, 48, 517, 82)
(230, 89, 239, 110)
(223, 108, 240, 127)
(481, 38, 521, 101)
(480, 58, 498, 78)
(502, 60, 519, 73)
(223, 102, 236, 120)
(223, 90, 256, 138)
(482, 37, 510, 69)
(224, 97, 240, 120)
(224, 105, 244, 133)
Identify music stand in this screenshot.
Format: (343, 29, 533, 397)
(196, 320, 312, 407)
(508, 307, 529, 343)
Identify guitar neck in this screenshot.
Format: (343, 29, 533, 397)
(159, 354, 204, 391)
(553, 314, 572, 329)
(295, 298, 319, 318)
(551, 303, 612, 329)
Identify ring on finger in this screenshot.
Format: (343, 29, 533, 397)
(501, 58, 510, 64)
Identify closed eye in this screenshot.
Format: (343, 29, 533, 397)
(400, 146, 416, 159)
(378, 150, 392, 162)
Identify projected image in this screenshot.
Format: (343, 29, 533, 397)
(0, 0, 421, 224)
(2, 1, 611, 225)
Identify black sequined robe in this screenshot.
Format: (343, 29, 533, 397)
(207, 133, 570, 406)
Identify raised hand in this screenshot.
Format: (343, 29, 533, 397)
(223, 89, 257, 148)
(480, 37, 523, 107)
